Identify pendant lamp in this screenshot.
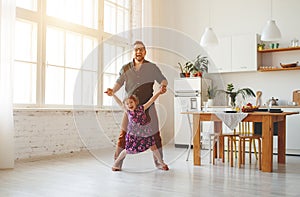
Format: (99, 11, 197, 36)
(200, 0, 218, 47)
(261, 20, 281, 41)
(261, 0, 281, 41)
(200, 27, 218, 47)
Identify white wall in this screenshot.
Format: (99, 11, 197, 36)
(151, 0, 300, 138)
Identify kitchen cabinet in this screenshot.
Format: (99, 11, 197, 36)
(207, 33, 258, 73)
(283, 108, 300, 154)
(207, 37, 231, 73)
(257, 46, 300, 72)
(231, 34, 258, 72)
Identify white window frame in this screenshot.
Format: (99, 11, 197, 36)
(14, 0, 144, 108)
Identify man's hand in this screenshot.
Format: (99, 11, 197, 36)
(105, 88, 114, 96)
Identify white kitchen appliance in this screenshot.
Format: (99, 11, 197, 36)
(174, 78, 211, 148)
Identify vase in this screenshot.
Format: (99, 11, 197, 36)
(207, 99, 214, 106)
(180, 73, 185, 78)
(228, 95, 237, 109)
(184, 73, 190, 77)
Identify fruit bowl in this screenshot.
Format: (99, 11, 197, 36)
(242, 107, 258, 112)
(241, 103, 258, 112)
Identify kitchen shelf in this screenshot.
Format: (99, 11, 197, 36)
(258, 46, 300, 53)
(258, 66, 300, 72)
(257, 46, 300, 72)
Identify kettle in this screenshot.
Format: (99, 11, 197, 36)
(269, 97, 279, 106)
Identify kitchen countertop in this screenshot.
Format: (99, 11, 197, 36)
(208, 105, 300, 108)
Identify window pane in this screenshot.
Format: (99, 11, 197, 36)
(45, 66, 64, 104)
(102, 74, 117, 106)
(15, 20, 37, 62)
(65, 68, 80, 105)
(66, 32, 82, 69)
(82, 71, 97, 105)
(46, 27, 64, 66)
(104, 0, 131, 34)
(47, 0, 98, 29)
(16, 0, 37, 11)
(83, 0, 98, 29)
(103, 43, 116, 73)
(13, 62, 37, 104)
(71, 70, 97, 106)
(104, 2, 116, 34)
(117, 0, 130, 8)
(102, 42, 130, 107)
(14, 19, 37, 105)
(83, 37, 98, 71)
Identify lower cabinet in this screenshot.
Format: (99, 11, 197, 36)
(284, 108, 300, 154)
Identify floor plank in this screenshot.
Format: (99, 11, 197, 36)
(1, 145, 300, 197)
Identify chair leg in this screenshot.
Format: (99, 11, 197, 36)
(233, 138, 238, 159)
(209, 135, 212, 164)
(258, 138, 262, 170)
(238, 138, 242, 168)
(249, 139, 252, 164)
(227, 137, 230, 162)
(230, 137, 234, 167)
(253, 139, 258, 160)
(242, 138, 246, 165)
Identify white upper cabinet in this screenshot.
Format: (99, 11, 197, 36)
(207, 36, 232, 73)
(231, 34, 258, 72)
(206, 33, 258, 73)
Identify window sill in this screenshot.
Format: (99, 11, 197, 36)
(13, 107, 123, 112)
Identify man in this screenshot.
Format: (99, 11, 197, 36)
(106, 40, 168, 169)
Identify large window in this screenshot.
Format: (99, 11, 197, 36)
(45, 27, 98, 105)
(14, 0, 143, 108)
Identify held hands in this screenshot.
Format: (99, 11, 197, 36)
(160, 85, 167, 94)
(105, 88, 114, 96)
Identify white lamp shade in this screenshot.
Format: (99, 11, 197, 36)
(261, 20, 281, 42)
(200, 27, 218, 47)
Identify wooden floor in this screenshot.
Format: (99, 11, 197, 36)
(1, 145, 300, 196)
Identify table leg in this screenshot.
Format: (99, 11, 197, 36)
(277, 117, 286, 164)
(213, 122, 223, 159)
(262, 116, 273, 172)
(193, 114, 201, 166)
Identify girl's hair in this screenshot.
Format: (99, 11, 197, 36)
(123, 94, 139, 105)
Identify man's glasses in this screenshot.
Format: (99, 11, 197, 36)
(134, 47, 145, 52)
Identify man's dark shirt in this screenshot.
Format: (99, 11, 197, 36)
(116, 59, 166, 105)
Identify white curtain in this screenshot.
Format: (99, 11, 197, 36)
(0, 0, 15, 169)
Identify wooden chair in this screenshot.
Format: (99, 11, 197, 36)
(218, 130, 239, 167)
(211, 124, 239, 166)
(214, 122, 260, 167)
(238, 132, 262, 170)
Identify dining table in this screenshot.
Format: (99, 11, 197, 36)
(181, 111, 299, 172)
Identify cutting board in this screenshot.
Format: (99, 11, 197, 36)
(293, 90, 300, 105)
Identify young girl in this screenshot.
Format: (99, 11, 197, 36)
(106, 90, 169, 171)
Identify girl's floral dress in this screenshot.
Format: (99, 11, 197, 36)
(125, 105, 155, 154)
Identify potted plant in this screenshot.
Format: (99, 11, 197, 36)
(178, 54, 208, 78)
(217, 83, 255, 109)
(178, 61, 193, 77)
(193, 54, 208, 76)
(257, 42, 265, 51)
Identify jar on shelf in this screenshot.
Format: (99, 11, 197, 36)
(290, 38, 299, 47)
